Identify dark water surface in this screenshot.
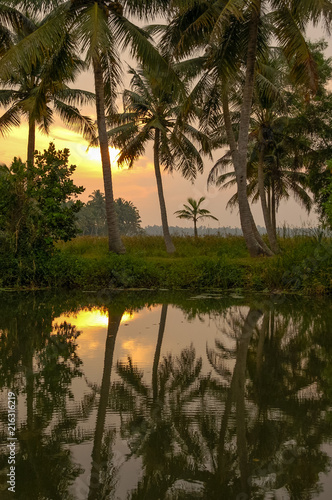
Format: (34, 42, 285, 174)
(0, 290, 332, 500)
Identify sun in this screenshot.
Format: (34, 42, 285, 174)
(86, 146, 121, 164)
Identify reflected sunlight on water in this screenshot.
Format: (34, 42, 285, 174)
(1, 293, 332, 500)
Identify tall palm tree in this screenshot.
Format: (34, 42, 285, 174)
(0, 13, 96, 163)
(104, 64, 211, 253)
(0, 0, 175, 254)
(164, 0, 332, 256)
(207, 50, 313, 252)
(175, 196, 218, 238)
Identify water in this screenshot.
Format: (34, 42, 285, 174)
(0, 290, 332, 499)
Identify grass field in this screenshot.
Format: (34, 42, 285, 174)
(2, 234, 332, 294)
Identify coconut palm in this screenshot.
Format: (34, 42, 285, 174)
(207, 49, 314, 252)
(0, 0, 176, 254)
(163, 0, 332, 256)
(175, 196, 218, 238)
(104, 64, 211, 253)
(207, 51, 313, 249)
(0, 13, 96, 163)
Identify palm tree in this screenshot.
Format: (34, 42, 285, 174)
(207, 50, 314, 252)
(175, 196, 218, 238)
(211, 159, 312, 242)
(0, 8, 96, 163)
(0, 0, 176, 254)
(105, 64, 211, 253)
(164, 0, 332, 256)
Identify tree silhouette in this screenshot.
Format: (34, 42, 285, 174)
(175, 197, 218, 238)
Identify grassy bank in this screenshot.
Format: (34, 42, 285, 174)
(1, 235, 332, 294)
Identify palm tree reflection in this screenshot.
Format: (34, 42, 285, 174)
(112, 303, 332, 499)
(88, 311, 124, 500)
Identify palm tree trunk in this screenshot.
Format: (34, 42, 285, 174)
(267, 185, 271, 221)
(235, 1, 267, 257)
(256, 312, 268, 377)
(92, 56, 125, 254)
(88, 312, 123, 500)
(194, 218, 198, 238)
(27, 113, 35, 164)
(235, 309, 262, 495)
(222, 66, 270, 257)
(271, 180, 277, 239)
(257, 148, 279, 253)
(25, 353, 34, 431)
(152, 304, 167, 404)
(218, 308, 263, 492)
(153, 129, 175, 253)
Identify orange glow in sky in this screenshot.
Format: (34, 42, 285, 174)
(0, 45, 323, 229)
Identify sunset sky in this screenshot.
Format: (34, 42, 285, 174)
(0, 24, 330, 230)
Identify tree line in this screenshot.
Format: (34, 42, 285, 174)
(76, 189, 143, 236)
(1, 1, 332, 257)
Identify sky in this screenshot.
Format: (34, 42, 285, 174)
(0, 22, 330, 230)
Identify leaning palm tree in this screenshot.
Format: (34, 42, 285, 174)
(163, 0, 332, 256)
(0, 12, 96, 163)
(175, 197, 218, 238)
(104, 64, 211, 253)
(207, 49, 313, 253)
(210, 154, 312, 242)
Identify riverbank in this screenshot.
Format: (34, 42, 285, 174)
(1, 235, 332, 294)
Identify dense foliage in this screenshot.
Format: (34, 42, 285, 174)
(0, 143, 84, 257)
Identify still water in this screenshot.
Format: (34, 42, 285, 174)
(0, 290, 332, 500)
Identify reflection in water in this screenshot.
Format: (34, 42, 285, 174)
(0, 293, 332, 499)
(88, 312, 123, 500)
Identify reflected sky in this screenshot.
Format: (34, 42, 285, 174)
(1, 293, 332, 499)
(54, 304, 242, 386)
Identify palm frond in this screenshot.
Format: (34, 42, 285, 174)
(72, 2, 104, 57)
(53, 99, 97, 141)
(271, 8, 318, 91)
(116, 124, 152, 168)
(207, 150, 233, 185)
(37, 104, 53, 135)
(0, 3, 69, 81)
(55, 87, 95, 107)
(113, 14, 186, 95)
(0, 89, 20, 106)
(0, 103, 21, 136)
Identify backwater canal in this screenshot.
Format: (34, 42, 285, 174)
(0, 290, 331, 500)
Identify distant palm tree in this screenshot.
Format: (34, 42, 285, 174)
(175, 197, 218, 238)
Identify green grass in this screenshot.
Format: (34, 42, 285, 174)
(57, 235, 249, 259)
(2, 235, 332, 294)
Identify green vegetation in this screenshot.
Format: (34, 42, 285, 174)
(0, 143, 83, 257)
(1, 234, 332, 295)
